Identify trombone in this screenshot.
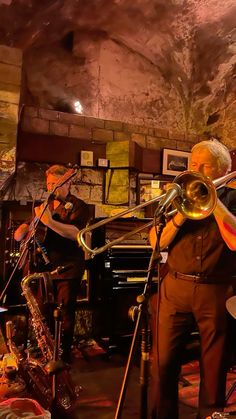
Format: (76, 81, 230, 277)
(78, 170, 236, 257)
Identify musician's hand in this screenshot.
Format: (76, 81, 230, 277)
(14, 223, 29, 242)
(34, 205, 53, 226)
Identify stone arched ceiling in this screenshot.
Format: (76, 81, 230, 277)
(0, 0, 236, 147)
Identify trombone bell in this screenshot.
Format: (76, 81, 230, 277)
(173, 171, 217, 220)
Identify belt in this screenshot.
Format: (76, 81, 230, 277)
(170, 270, 222, 284)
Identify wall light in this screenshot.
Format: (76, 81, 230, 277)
(74, 100, 83, 114)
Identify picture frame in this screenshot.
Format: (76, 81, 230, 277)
(162, 148, 190, 176)
(137, 173, 173, 216)
(138, 175, 172, 204)
(80, 150, 94, 167)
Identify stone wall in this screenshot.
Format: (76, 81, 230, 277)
(0, 45, 22, 192)
(21, 105, 198, 152)
(6, 105, 235, 216)
(22, 17, 236, 150)
(14, 105, 201, 214)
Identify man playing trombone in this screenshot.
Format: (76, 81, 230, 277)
(149, 139, 236, 419)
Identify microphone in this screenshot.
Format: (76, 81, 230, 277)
(156, 183, 182, 215)
(50, 265, 73, 276)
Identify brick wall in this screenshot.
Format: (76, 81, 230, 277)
(17, 105, 201, 213)
(14, 105, 202, 215)
(21, 106, 199, 152)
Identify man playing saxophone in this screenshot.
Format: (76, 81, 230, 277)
(14, 164, 90, 364)
(149, 139, 236, 419)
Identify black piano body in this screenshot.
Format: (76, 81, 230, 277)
(89, 218, 167, 344)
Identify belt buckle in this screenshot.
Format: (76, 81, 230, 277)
(194, 273, 202, 283)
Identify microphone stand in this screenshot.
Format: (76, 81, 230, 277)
(114, 211, 166, 419)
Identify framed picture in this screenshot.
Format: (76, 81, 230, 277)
(138, 176, 171, 204)
(137, 173, 173, 216)
(162, 148, 190, 176)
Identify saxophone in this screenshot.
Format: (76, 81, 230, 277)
(11, 272, 80, 413)
(21, 272, 54, 362)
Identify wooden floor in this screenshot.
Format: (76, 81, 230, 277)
(66, 340, 198, 419)
(5, 334, 236, 418)
(0, 335, 203, 418)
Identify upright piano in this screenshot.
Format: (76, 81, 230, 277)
(89, 218, 167, 342)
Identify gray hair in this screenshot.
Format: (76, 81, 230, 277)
(191, 139, 232, 173)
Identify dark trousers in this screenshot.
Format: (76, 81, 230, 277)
(53, 277, 80, 357)
(150, 273, 233, 419)
(36, 274, 81, 358)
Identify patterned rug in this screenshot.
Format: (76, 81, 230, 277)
(179, 360, 236, 412)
